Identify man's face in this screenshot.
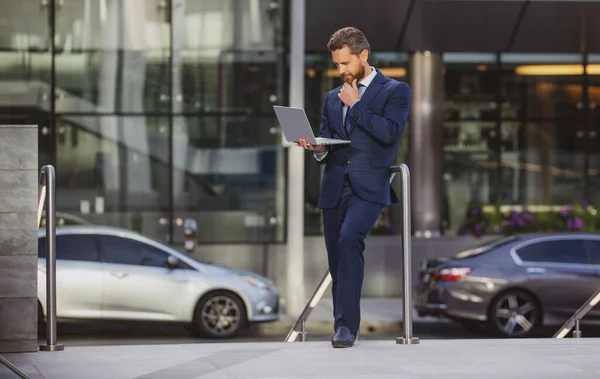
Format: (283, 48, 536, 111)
(331, 46, 367, 84)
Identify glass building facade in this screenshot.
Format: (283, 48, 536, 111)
(305, 52, 600, 235)
(1, 0, 289, 245)
(1, 1, 599, 245)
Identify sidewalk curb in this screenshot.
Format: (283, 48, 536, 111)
(257, 319, 403, 337)
(257, 316, 449, 337)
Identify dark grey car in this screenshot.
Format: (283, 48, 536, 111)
(414, 233, 600, 337)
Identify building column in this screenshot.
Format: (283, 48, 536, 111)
(0, 125, 38, 353)
(409, 52, 444, 237)
(284, 0, 306, 315)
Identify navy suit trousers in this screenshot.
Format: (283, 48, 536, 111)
(322, 175, 384, 336)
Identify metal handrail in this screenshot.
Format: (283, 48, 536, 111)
(0, 355, 30, 379)
(284, 270, 332, 342)
(395, 164, 419, 345)
(553, 287, 600, 338)
(38, 165, 64, 352)
(284, 164, 419, 345)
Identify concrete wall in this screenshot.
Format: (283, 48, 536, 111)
(189, 235, 498, 303)
(0, 125, 38, 353)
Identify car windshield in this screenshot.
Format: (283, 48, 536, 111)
(452, 236, 520, 260)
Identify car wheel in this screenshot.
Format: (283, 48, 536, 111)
(192, 291, 247, 339)
(488, 289, 541, 338)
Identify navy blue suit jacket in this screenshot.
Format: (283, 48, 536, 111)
(316, 70, 410, 209)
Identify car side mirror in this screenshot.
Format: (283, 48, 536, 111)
(166, 256, 180, 269)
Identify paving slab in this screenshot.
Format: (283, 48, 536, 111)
(2, 338, 599, 379)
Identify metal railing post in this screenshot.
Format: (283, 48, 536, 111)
(37, 170, 46, 228)
(284, 271, 332, 342)
(573, 319, 581, 338)
(395, 164, 419, 345)
(39, 165, 64, 352)
(553, 287, 600, 339)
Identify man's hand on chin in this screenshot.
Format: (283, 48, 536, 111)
(296, 137, 327, 153)
(338, 79, 360, 107)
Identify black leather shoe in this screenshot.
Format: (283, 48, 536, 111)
(331, 326, 355, 348)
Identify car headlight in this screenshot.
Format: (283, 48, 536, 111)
(245, 277, 272, 290)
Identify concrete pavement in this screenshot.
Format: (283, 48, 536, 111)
(2, 338, 599, 379)
(259, 297, 448, 337)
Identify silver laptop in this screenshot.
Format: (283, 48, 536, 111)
(273, 106, 351, 145)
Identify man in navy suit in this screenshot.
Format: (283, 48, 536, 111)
(297, 27, 410, 348)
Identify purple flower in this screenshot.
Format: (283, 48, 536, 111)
(559, 209, 569, 217)
(516, 219, 525, 227)
(566, 204, 574, 212)
(580, 200, 589, 208)
(511, 210, 522, 219)
(474, 224, 482, 236)
(471, 209, 480, 216)
(567, 216, 584, 230)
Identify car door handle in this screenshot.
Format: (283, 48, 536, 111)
(526, 267, 546, 274)
(110, 272, 129, 279)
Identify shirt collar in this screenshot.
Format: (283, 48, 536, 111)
(359, 66, 377, 88)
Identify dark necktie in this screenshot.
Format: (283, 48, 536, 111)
(346, 83, 365, 134)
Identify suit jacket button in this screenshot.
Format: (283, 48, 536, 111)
(347, 160, 352, 164)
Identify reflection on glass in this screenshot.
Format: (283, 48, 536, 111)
(443, 55, 500, 234)
(589, 55, 600, 121)
(171, 116, 285, 244)
(175, 0, 282, 115)
(177, 51, 282, 115)
(0, 1, 51, 111)
(54, 50, 170, 114)
(501, 54, 583, 120)
(499, 122, 585, 205)
(589, 127, 600, 205)
(55, 115, 170, 242)
(589, 139, 600, 205)
(587, 56, 600, 204)
(1, 0, 292, 245)
(54, 0, 170, 113)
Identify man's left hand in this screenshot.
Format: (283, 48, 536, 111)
(338, 79, 360, 107)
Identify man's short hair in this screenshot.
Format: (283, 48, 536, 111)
(327, 27, 371, 57)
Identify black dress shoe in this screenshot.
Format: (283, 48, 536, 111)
(331, 326, 355, 348)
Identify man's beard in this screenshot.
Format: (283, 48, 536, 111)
(344, 65, 366, 83)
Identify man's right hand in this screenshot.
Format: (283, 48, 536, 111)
(296, 137, 327, 153)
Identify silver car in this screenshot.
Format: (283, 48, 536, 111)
(37, 226, 280, 338)
(414, 233, 600, 337)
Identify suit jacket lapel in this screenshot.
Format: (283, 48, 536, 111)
(359, 71, 385, 106)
